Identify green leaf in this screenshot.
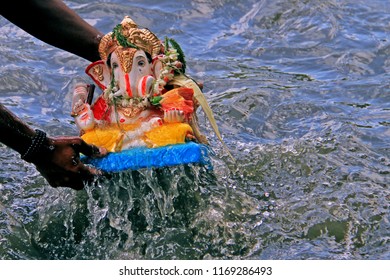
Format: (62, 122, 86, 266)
(167, 37, 186, 73)
(112, 24, 139, 49)
(150, 96, 163, 106)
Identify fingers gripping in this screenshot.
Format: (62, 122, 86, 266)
(72, 138, 107, 158)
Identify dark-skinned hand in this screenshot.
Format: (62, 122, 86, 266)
(31, 136, 107, 190)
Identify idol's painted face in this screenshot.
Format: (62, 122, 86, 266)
(110, 48, 153, 98)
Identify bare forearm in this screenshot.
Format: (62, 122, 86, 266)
(1, 0, 103, 62)
(0, 103, 36, 155)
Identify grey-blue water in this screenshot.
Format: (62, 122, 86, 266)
(0, 0, 389, 260)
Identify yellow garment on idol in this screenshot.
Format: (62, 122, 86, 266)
(145, 123, 193, 147)
(81, 122, 193, 152)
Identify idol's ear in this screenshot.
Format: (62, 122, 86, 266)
(85, 60, 111, 90)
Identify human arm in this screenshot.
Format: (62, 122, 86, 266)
(0, 1, 108, 189)
(0, 0, 103, 62)
(0, 103, 106, 190)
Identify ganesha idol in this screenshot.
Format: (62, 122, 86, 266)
(70, 16, 220, 153)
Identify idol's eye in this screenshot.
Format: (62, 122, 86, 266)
(111, 62, 119, 69)
(138, 60, 145, 67)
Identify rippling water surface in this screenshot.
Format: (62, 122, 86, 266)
(1, 0, 389, 259)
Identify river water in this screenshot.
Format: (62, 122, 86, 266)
(0, 0, 389, 260)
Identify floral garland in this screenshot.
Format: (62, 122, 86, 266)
(151, 37, 186, 96)
(102, 78, 150, 111)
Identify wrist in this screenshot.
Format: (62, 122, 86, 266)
(20, 129, 55, 163)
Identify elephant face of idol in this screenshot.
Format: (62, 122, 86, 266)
(108, 47, 155, 98)
(85, 47, 155, 98)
